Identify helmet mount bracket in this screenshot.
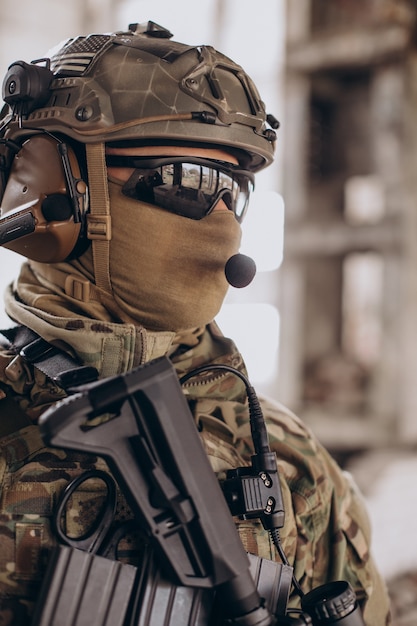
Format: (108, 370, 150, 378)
(2, 59, 54, 119)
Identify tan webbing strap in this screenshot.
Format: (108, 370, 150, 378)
(85, 143, 113, 298)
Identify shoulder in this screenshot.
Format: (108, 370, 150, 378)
(258, 393, 350, 504)
(259, 394, 315, 443)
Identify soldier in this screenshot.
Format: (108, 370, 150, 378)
(0, 21, 390, 625)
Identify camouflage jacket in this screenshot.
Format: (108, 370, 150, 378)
(0, 319, 391, 625)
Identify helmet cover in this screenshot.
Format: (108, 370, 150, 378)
(1, 21, 277, 172)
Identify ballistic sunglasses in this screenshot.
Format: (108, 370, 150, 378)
(105, 155, 255, 222)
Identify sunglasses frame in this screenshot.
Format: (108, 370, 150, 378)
(105, 155, 255, 222)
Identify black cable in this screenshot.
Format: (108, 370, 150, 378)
(180, 363, 305, 601)
(180, 363, 270, 455)
(270, 528, 304, 599)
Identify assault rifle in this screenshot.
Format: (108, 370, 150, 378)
(33, 356, 365, 625)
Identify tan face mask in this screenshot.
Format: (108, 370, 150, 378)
(82, 178, 242, 331)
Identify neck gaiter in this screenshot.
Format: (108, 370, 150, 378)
(76, 178, 242, 331)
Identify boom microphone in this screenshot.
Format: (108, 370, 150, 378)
(225, 254, 257, 288)
(0, 212, 36, 245)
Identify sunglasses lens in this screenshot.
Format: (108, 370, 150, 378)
(235, 185, 252, 222)
(118, 159, 252, 222)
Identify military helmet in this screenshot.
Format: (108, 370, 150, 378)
(0, 21, 277, 264)
(1, 21, 277, 172)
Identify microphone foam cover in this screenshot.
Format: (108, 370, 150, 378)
(225, 254, 257, 288)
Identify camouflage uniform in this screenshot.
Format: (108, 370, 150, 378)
(0, 307, 391, 624)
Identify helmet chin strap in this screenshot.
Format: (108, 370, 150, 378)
(85, 143, 114, 305)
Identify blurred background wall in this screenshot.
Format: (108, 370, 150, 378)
(1, 1, 417, 621)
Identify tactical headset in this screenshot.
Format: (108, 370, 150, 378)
(0, 132, 88, 263)
(0, 57, 88, 262)
(0, 55, 86, 261)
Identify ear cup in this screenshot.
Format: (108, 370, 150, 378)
(0, 134, 88, 262)
(42, 193, 74, 222)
